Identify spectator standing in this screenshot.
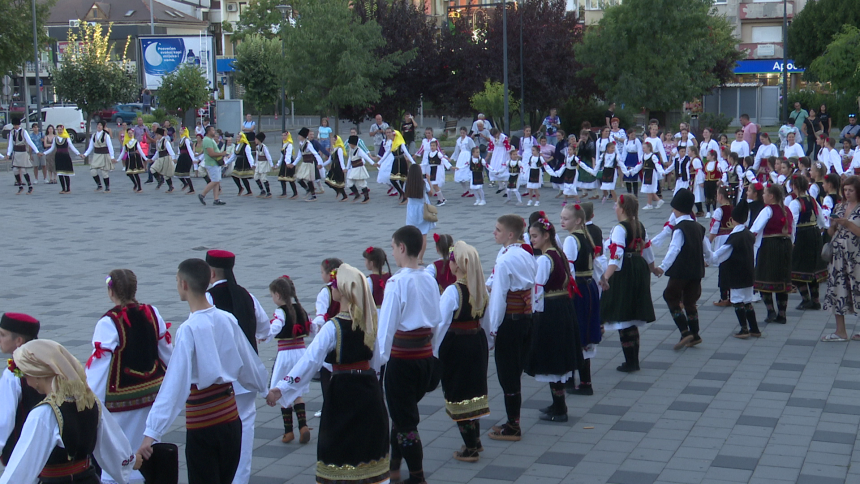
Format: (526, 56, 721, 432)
(740, 115, 758, 151)
(43, 124, 57, 184)
(401, 113, 416, 152)
(133, 117, 150, 144)
(542, 108, 561, 145)
(198, 125, 227, 205)
(804, 110, 820, 157)
(163, 120, 175, 142)
(145, 122, 160, 183)
(317, 117, 333, 151)
(470, 114, 492, 135)
(818, 104, 831, 136)
(603, 102, 616, 127)
(778, 120, 800, 152)
(29, 123, 45, 184)
(788, 102, 808, 129)
(840, 114, 860, 148)
(472, 121, 491, 166)
(369, 114, 389, 157)
(242, 114, 256, 136)
(822, 176, 860, 341)
(141, 89, 152, 114)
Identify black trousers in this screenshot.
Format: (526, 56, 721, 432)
(185, 419, 242, 484)
(384, 357, 434, 431)
(494, 316, 533, 395)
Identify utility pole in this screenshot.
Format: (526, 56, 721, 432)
(502, 0, 509, 134)
(32, 0, 42, 131)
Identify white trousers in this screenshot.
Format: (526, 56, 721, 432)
(232, 391, 256, 484)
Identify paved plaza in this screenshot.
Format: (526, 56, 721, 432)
(2, 165, 860, 484)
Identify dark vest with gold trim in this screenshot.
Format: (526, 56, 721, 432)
(37, 397, 101, 480)
(0, 377, 44, 465)
(323, 316, 373, 366)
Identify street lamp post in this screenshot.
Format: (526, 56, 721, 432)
(32, 0, 41, 132)
(518, 0, 524, 130)
(782, 0, 788, 124)
(276, 4, 292, 133)
(502, 0, 509, 134)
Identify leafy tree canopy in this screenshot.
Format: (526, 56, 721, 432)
(787, 0, 860, 70)
(809, 25, 860, 99)
(232, 0, 284, 42)
(233, 34, 282, 118)
(157, 64, 211, 117)
(0, 0, 55, 77)
(470, 80, 520, 133)
(575, 0, 743, 112)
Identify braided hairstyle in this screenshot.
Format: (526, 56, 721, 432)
(269, 276, 308, 333)
(107, 269, 138, 306)
(529, 216, 572, 288)
(362, 247, 391, 275)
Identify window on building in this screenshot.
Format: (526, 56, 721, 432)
(751, 25, 782, 43)
(585, 0, 620, 10)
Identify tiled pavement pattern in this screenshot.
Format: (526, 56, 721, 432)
(1, 166, 860, 484)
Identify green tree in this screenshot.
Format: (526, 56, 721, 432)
(787, 0, 860, 70)
(280, 0, 409, 136)
(0, 0, 55, 77)
(157, 63, 211, 125)
(53, 23, 138, 137)
(470, 80, 520, 133)
(233, 34, 282, 121)
(575, 0, 743, 112)
(809, 26, 860, 108)
(233, 0, 282, 42)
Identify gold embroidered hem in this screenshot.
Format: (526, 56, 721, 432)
(445, 395, 490, 421)
(316, 456, 389, 483)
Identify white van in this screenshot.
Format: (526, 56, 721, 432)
(2, 106, 87, 142)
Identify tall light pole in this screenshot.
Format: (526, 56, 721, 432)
(150, 0, 154, 34)
(781, 0, 788, 124)
(32, 0, 41, 131)
(518, 0, 524, 130)
(502, 0, 509, 134)
(276, 4, 292, 133)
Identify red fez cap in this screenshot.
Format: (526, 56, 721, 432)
(206, 250, 236, 269)
(0, 313, 40, 339)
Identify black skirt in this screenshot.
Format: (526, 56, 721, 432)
(704, 180, 718, 202)
(55, 151, 75, 176)
(278, 162, 295, 182)
(791, 225, 828, 283)
(755, 236, 793, 293)
(325, 162, 345, 189)
(438, 328, 490, 421)
(508, 173, 519, 186)
(600, 254, 656, 323)
(525, 293, 582, 379)
(174, 153, 194, 177)
(390, 155, 408, 181)
(471, 170, 484, 186)
(317, 371, 390, 484)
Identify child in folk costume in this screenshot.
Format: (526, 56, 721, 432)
(839, 140, 854, 171)
(346, 135, 376, 203)
(172, 127, 196, 194)
(710, 187, 735, 306)
(526, 216, 582, 423)
(600, 195, 656, 372)
(363, 247, 392, 310)
(560, 204, 602, 395)
(83, 120, 115, 193)
(434, 241, 490, 463)
(382, 128, 416, 203)
(469, 146, 488, 206)
(789, 175, 828, 310)
(689, 146, 705, 216)
(422, 139, 452, 206)
(597, 141, 621, 203)
(139, 259, 268, 484)
(324, 135, 349, 201)
(505, 148, 524, 205)
(623, 129, 643, 196)
(0, 313, 44, 467)
(526, 145, 544, 206)
(42, 125, 83, 194)
(85, 269, 173, 484)
(261, 276, 312, 445)
(624, 141, 665, 210)
(750, 184, 794, 323)
(452, 127, 477, 198)
(311, 258, 343, 414)
(228, 132, 256, 196)
(725, 152, 744, 204)
(6, 117, 41, 194)
(820, 174, 842, 239)
(251, 132, 273, 198)
(3, 340, 136, 484)
(485, 215, 537, 441)
(809, 161, 826, 203)
(266, 264, 390, 484)
(425, 233, 457, 293)
(150, 128, 177, 193)
(547, 137, 580, 206)
(653, 189, 714, 349)
(702, 149, 722, 218)
(487, 129, 511, 193)
(711, 201, 761, 338)
(673, 145, 691, 195)
(294, 128, 324, 201)
(276, 131, 298, 199)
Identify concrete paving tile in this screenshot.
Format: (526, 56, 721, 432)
(606, 470, 659, 484)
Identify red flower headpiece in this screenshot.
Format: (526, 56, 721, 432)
(574, 204, 581, 210)
(619, 194, 625, 205)
(365, 246, 374, 255)
(538, 218, 553, 232)
(281, 275, 290, 279)
(329, 269, 338, 289)
(754, 182, 764, 191)
(539, 210, 546, 218)
(7, 358, 22, 378)
(433, 233, 440, 243)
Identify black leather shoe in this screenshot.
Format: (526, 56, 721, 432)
(539, 412, 569, 422)
(616, 362, 640, 372)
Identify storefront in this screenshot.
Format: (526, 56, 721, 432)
(733, 59, 805, 87)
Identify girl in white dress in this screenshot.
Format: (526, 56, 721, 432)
(689, 145, 705, 215)
(624, 142, 665, 210)
(452, 127, 476, 197)
(598, 141, 620, 203)
(468, 147, 488, 206)
(505, 148, 524, 205)
(487, 129, 511, 190)
(526, 145, 545, 206)
(422, 139, 452, 206)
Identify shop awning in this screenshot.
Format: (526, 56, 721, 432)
(734, 59, 804, 74)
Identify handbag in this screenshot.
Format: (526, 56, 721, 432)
(423, 202, 438, 222)
(821, 241, 833, 263)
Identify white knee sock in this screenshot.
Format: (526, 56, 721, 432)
(478, 186, 485, 202)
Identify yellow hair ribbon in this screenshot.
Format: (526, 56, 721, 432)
(123, 131, 133, 146)
(332, 135, 345, 153)
(58, 128, 70, 139)
(391, 130, 406, 152)
(180, 127, 190, 139)
(284, 132, 293, 145)
(238, 133, 249, 146)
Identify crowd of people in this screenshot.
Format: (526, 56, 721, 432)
(3, 103, 860, 483)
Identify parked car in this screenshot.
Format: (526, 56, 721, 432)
(2, 106, 86, 142)
(93, 103, 143, 124)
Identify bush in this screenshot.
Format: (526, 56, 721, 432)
(558, 97, 636, 135)
(788, 87, 858, 133)
(142, 114, 180, 128)
(697, 112, 732, 137)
